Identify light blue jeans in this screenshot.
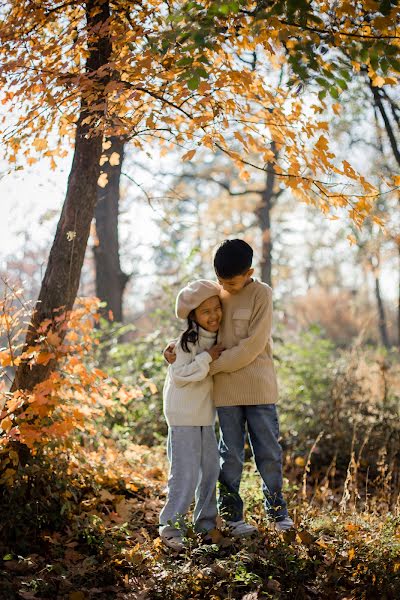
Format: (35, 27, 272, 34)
(159, 425, 220, 537)
(217, 404, 288, 522)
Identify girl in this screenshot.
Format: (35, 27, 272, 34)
(159, 279, 224, 550)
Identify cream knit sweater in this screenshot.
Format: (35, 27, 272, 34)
(163, 327, 217, 426)
(209, 280, 279, 407)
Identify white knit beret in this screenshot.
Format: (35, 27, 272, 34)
(175, 279, 221, 319)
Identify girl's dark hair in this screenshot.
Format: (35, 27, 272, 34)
(180, 311, 199, 352)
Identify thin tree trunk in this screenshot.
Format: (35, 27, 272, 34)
(12, 0, 111, 394)
(257, 142, 278, 287)
(398, 236, 400, 349)
(94, 136, 129, 322)
(374, 275, 390, 349)
(370, 83, 400, 347)
(370, 83, 400, 167)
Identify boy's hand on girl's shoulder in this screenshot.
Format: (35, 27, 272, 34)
(207, 344, 225, 361)
(164, 343, 176, 364)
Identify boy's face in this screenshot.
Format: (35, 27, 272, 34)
(216, 268, 254, 295)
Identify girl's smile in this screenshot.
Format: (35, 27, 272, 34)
(193, 295, 222, 333)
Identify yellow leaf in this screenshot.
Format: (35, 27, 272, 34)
(347, 234, 357, 246)
(0, 351, 12, 367)
(32, 138, 48, 152)
(295, 456, 306, 467)
(102, 140, 112, 150)
(97, 172, 108, 188)
(182, 149, 196, 161)
(348, 547, 355, 561)
(372, 75, 385, 88)
(148, 381, 157, 395)
(384, 77, 398, 85)
(0, 417, 13, 433)
(109, 152, 120, 166)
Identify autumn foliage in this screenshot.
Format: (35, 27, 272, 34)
(0, 1, 400, 597)
(0, 1, 399, 221)
(0, 286, 142, 483)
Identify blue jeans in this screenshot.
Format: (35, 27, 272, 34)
(217, 404, 288, 522)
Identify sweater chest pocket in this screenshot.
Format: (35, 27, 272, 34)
(233, 308, 251, 337)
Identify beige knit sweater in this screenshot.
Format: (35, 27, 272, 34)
(163, 327, 217, 426)
(209, 279, 279, 406)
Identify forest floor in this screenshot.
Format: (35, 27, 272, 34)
(1, 442, 400, 600)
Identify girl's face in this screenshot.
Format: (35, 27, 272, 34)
(193, 295, 222, 333)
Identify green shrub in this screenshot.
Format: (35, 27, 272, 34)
(90, 318, 178, 446)
(277, 328, 400, 484)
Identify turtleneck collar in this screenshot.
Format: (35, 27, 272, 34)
(198, 325, 218, 339)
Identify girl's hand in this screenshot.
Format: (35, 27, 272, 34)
(207, 344, 225, 361)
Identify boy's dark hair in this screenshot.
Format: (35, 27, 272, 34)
(213, 239, 253, 278)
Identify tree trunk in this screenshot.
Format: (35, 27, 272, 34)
(374, 275, 390, 349)
(370, 83, 400, 347)
(257, 142, 278, 287)
(94, 136, 129, 322)
(398, 236, 400, 349)
(12, 0, 111, 394)
(370, 83, 400, 167)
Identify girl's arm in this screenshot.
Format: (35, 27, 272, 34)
(169, 343, 212, 387)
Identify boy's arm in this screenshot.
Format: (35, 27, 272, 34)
(163, 339, 177, 364)
(209, 288, 272, 375)
(169, 344, 212, 387)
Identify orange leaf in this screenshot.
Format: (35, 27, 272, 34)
(182, 149, 196, 161)
(1, 416, 13, 433)
(36, 352, 54, 365)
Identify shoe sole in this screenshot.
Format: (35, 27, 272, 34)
(161, 538, 185, 551)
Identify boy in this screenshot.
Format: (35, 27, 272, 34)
(165, 239, 293, 535)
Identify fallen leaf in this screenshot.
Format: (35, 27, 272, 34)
(17, 592, 38, 600)
(3, 560, 28, 573)
(208, 528, 224, 545)
(99, 489, 115, 502)
(297, 529, 316, 545)
(145, 467, 164, 480)
(65, 548, 84, 562)
(266, 579, 281, 593)
(283, 528, 297, 543)
(69, 592, 85, 600)
(115, 498, 135, 521)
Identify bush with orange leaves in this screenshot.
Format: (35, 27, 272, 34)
(0, 284, 143, 485)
